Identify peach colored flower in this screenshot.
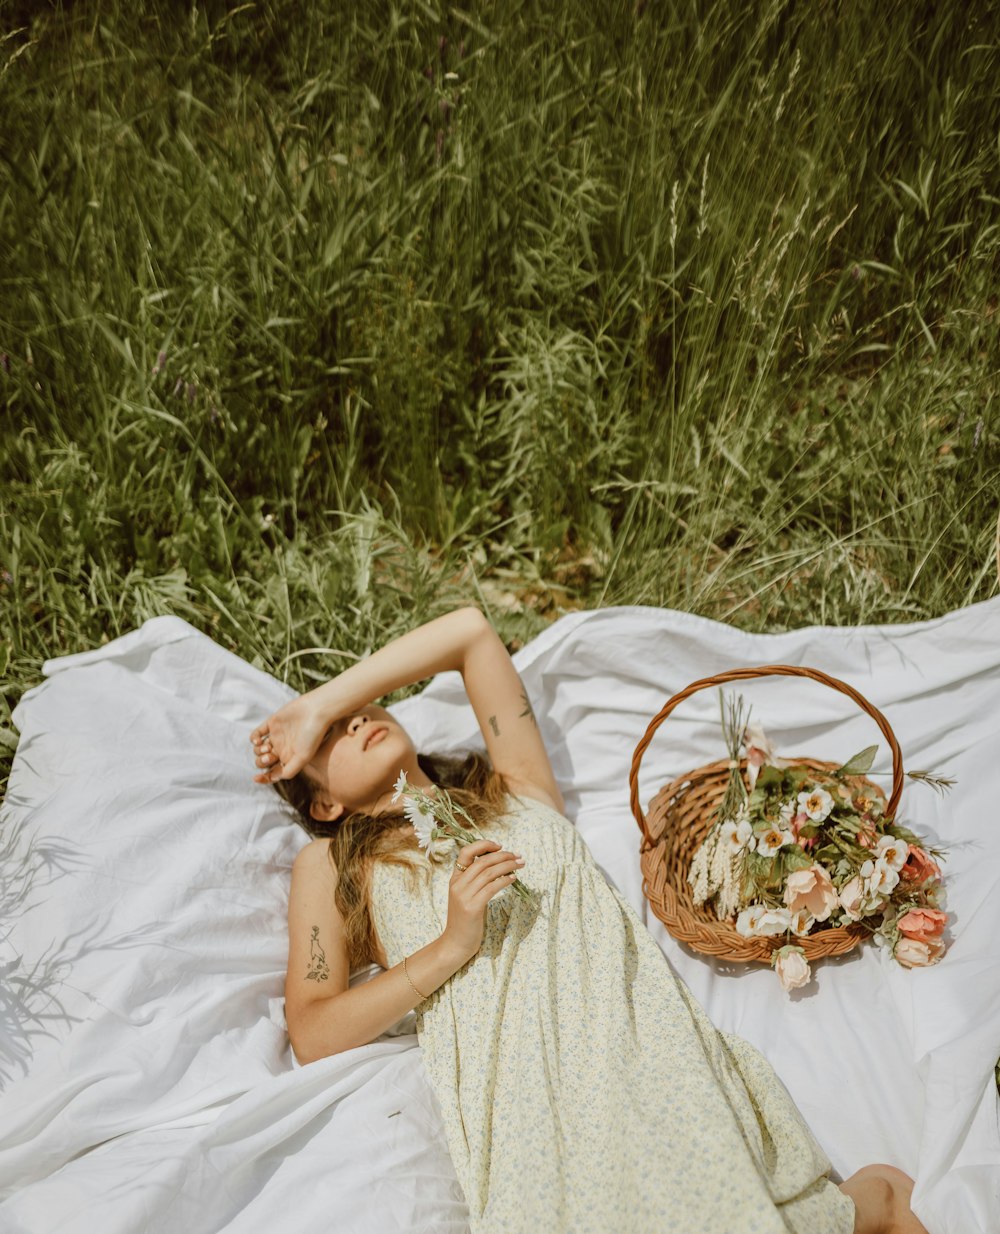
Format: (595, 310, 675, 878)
(894, 936, 946, 968)
(897, 908, 947, 943)
(783, 865, 839, 922)
(900, 844, 941, 883)
(774, 945, 811, 991)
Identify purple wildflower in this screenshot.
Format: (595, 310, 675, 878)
(152, 349, 166, 376)
(0, 568, 12, 585)
(973, 418, 984, 449)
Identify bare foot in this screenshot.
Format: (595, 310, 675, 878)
(839, 1163, 931, 1234)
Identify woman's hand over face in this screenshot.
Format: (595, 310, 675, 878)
(250, 696, 331, 783)
(440, 839, 526, 964)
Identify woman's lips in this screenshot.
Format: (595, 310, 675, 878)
(364, 726, 388, 750)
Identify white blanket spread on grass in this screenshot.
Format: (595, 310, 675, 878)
(1, 600, 998, 1234)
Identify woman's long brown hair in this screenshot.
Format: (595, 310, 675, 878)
(274, 752, 509, 970)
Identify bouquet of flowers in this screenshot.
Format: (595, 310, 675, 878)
(392, 771, 536, 903)
(687, 693, 951, 992)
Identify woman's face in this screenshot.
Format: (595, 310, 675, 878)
(305, 705, 419, 823)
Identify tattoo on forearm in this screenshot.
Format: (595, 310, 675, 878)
(519, 690, 537, 726)
(489, 714, 500, 737)
(306, 925, 330, 982)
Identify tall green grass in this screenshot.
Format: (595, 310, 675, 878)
(1, 0, 998, 792)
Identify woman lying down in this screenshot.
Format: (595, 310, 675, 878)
(249, 605, 930, 1234)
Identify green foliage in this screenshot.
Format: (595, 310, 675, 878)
(1, 0, 998, 803)
(834, 746, 879, 777)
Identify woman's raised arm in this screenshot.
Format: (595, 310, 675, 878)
(251, 606, 563, 811)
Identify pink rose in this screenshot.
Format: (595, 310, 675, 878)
(783, 865, 839, 922)
(897, 908, 947, 943)
(900, 844, 941, 883)
(774, 946, 811, 991)
(894, 936, 946, 968)
(838, 875, 866, 921)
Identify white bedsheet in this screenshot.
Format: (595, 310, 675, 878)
(2, 600, 998, 1233)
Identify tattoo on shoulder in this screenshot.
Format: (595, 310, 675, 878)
(489, 714, 500, 737)
(306, 924, 330, 982)
(519, 690, 537, 726)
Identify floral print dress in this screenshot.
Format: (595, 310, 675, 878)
(368, 791, 857, 1234)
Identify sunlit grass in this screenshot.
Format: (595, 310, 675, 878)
(1, 0, 998, 795)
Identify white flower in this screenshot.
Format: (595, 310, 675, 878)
(755, 826, 795, 858)
(403, 795, 437, 848)
(719, 818, 755, 853)
(735, 904, 767, 937)
(391, 770, 408, 804)
(789, 908, 814, 937)
(778, 800, 796, 826)
(865, 857, 900, 898)
(875, 834, 908, 871)
(755, 906, 793, 936)
(797, 787, 834, 821)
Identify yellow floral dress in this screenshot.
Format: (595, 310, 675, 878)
(369, 791, 857, 1234)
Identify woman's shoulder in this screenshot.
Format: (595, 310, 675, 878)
(292, 836, 337, 877)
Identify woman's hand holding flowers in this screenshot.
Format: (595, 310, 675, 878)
(442, 838, 527, 964)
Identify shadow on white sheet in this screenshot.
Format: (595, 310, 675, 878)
(0, 600, 998, 1233)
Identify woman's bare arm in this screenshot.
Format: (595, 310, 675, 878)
(285, 839, 470, 1063)
(286, 835, 525, 1061)
(254, 606, 564, 811)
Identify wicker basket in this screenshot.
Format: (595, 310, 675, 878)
(628, 665, 905, 965)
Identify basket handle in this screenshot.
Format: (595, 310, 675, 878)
(628, 664, 904, 847)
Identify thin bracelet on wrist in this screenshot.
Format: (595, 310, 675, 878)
(402, 953, 429, 1001)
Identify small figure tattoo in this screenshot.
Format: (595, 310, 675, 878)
(306, 925, 330, 982)
(519, 690, 537, 726)
(489, 714, 501, 737)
